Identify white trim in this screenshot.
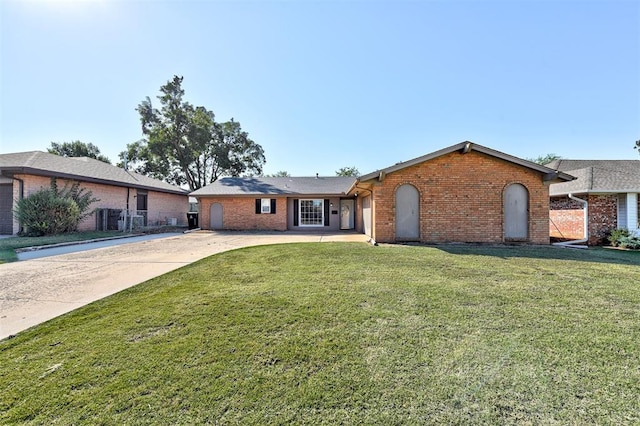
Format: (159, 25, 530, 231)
(261, 198, 271, 214)
(627, 193, 638, 233)
(299, 199, 324, 227)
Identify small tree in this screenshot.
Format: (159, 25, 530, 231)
(634, 140, 640, 154)
(14, 179, 99, 236)
(266, 171, 291, 177)
(527, 154, 561, 165)
(335, 166, 360, 177)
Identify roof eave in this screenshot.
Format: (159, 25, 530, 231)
(358, 141, 574, 183)
(1, 166, 188, 195)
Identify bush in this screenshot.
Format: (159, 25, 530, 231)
(608, 228, 631, 247)
(619, 236, 640, 250)
(13, 179, 98, 236)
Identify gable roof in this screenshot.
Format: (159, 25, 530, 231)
(547, 159, 640, 196)
(190, 176, 356, 197)
(0, 151, 188, 195)
(357, 141, 574, 183)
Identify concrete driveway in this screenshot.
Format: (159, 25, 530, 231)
(0, 231, 370, 340)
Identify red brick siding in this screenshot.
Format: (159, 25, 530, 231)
(13, 174, 188, 232)
(371, 150, 550, 244)
(587, 194, 617, 245)
(198, 197, 287, 231)
(549, 197, 584, 239)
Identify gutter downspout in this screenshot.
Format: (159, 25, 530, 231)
(553, 193, 588, 249)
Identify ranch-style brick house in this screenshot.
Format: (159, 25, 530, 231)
(191, 141, 574, 244)
(548, 159, 640, 245)
(0, 151, 189, 235)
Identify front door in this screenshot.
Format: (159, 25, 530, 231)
(210, 203, 223, 229)
(340, 199, 355, 230)
(395, 184, 420, 241)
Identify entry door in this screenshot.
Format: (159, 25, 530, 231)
(210, 203, 223, 229)
(504, 184, 528, 240)
(0, 184, 12, 234)
(340, 199, 355, 230)
(396, 184, 420, 241)
(362, 195, 372, 237)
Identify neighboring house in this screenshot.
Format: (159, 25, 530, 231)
(547, 159, 640, 245)
(191, 141, 573, 244)
(0, 151, 189, 235)
(191, 176, 357, 232)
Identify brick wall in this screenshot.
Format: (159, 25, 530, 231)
(587, 194, 617, 245)
(13, 174, 187, 232)
(549, 197, 584, 239)
(370, 150, 551, 244)
(198, 197, 287, 231)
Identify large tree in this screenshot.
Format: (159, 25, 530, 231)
(120, 76, 265, 191)
(48, 141, 111, 164)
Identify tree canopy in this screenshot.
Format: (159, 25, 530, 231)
(48, 141, 111, 164)
(527, 153, 561, 166)
(634, 140, 640, 154)
(335, 166, 360, 177)
(119, 76, 265, 191)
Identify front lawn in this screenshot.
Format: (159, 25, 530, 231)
(1, 243, 639, 424)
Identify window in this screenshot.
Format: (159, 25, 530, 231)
(261, 198, 271, 214)
(255, 199, 276, 214)
(299, 199, 324, 226)
(136, 190, 148, 211)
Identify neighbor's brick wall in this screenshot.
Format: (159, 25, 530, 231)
(587, 194, 617, 245)
(198, 197, 287, 231)
(371, 150, 550, 244)
(146, 191, 189, 226)
(549, 197, 584, 240)
(13, 174, 187, 232)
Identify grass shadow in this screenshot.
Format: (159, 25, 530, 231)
(407, 243, 640, 266)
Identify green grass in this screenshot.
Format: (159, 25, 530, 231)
(1, 243, 640, 424)
(0, 231, 127, 263)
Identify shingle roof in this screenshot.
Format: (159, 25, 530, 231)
(190, 176, 356, 196)
(0, 151, 188, 195)
(547, 160, 640, 196)
(358, 141, 574, 183)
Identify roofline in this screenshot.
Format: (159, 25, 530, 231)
(1, 167, 189, 195)
(357, 141, 575, 183)
(190, 192, 351, 198)
(551, 189, 640, 197)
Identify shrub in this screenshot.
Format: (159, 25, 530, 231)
(608, 228, 630, 247)
(14, 179, 99, 236)
(619, 236, 640, 250)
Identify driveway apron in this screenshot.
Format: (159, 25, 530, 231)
(0, 231, 369, 340)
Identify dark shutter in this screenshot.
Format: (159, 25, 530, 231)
(270, 199, 276, 214)
(324, 199, 330, 226)
(293, 199, 299, 226)
(255, 199, 261, 214)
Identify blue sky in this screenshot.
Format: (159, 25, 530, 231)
(1, 0, 638, 177)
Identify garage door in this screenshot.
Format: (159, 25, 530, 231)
(0, 184, 13, 235)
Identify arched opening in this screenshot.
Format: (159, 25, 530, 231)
(395, 184, 420, 241)
(504, 183, 529, 241)
(210, 203, 223, 229)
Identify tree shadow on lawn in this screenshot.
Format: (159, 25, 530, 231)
(401, 243, 640, 266)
